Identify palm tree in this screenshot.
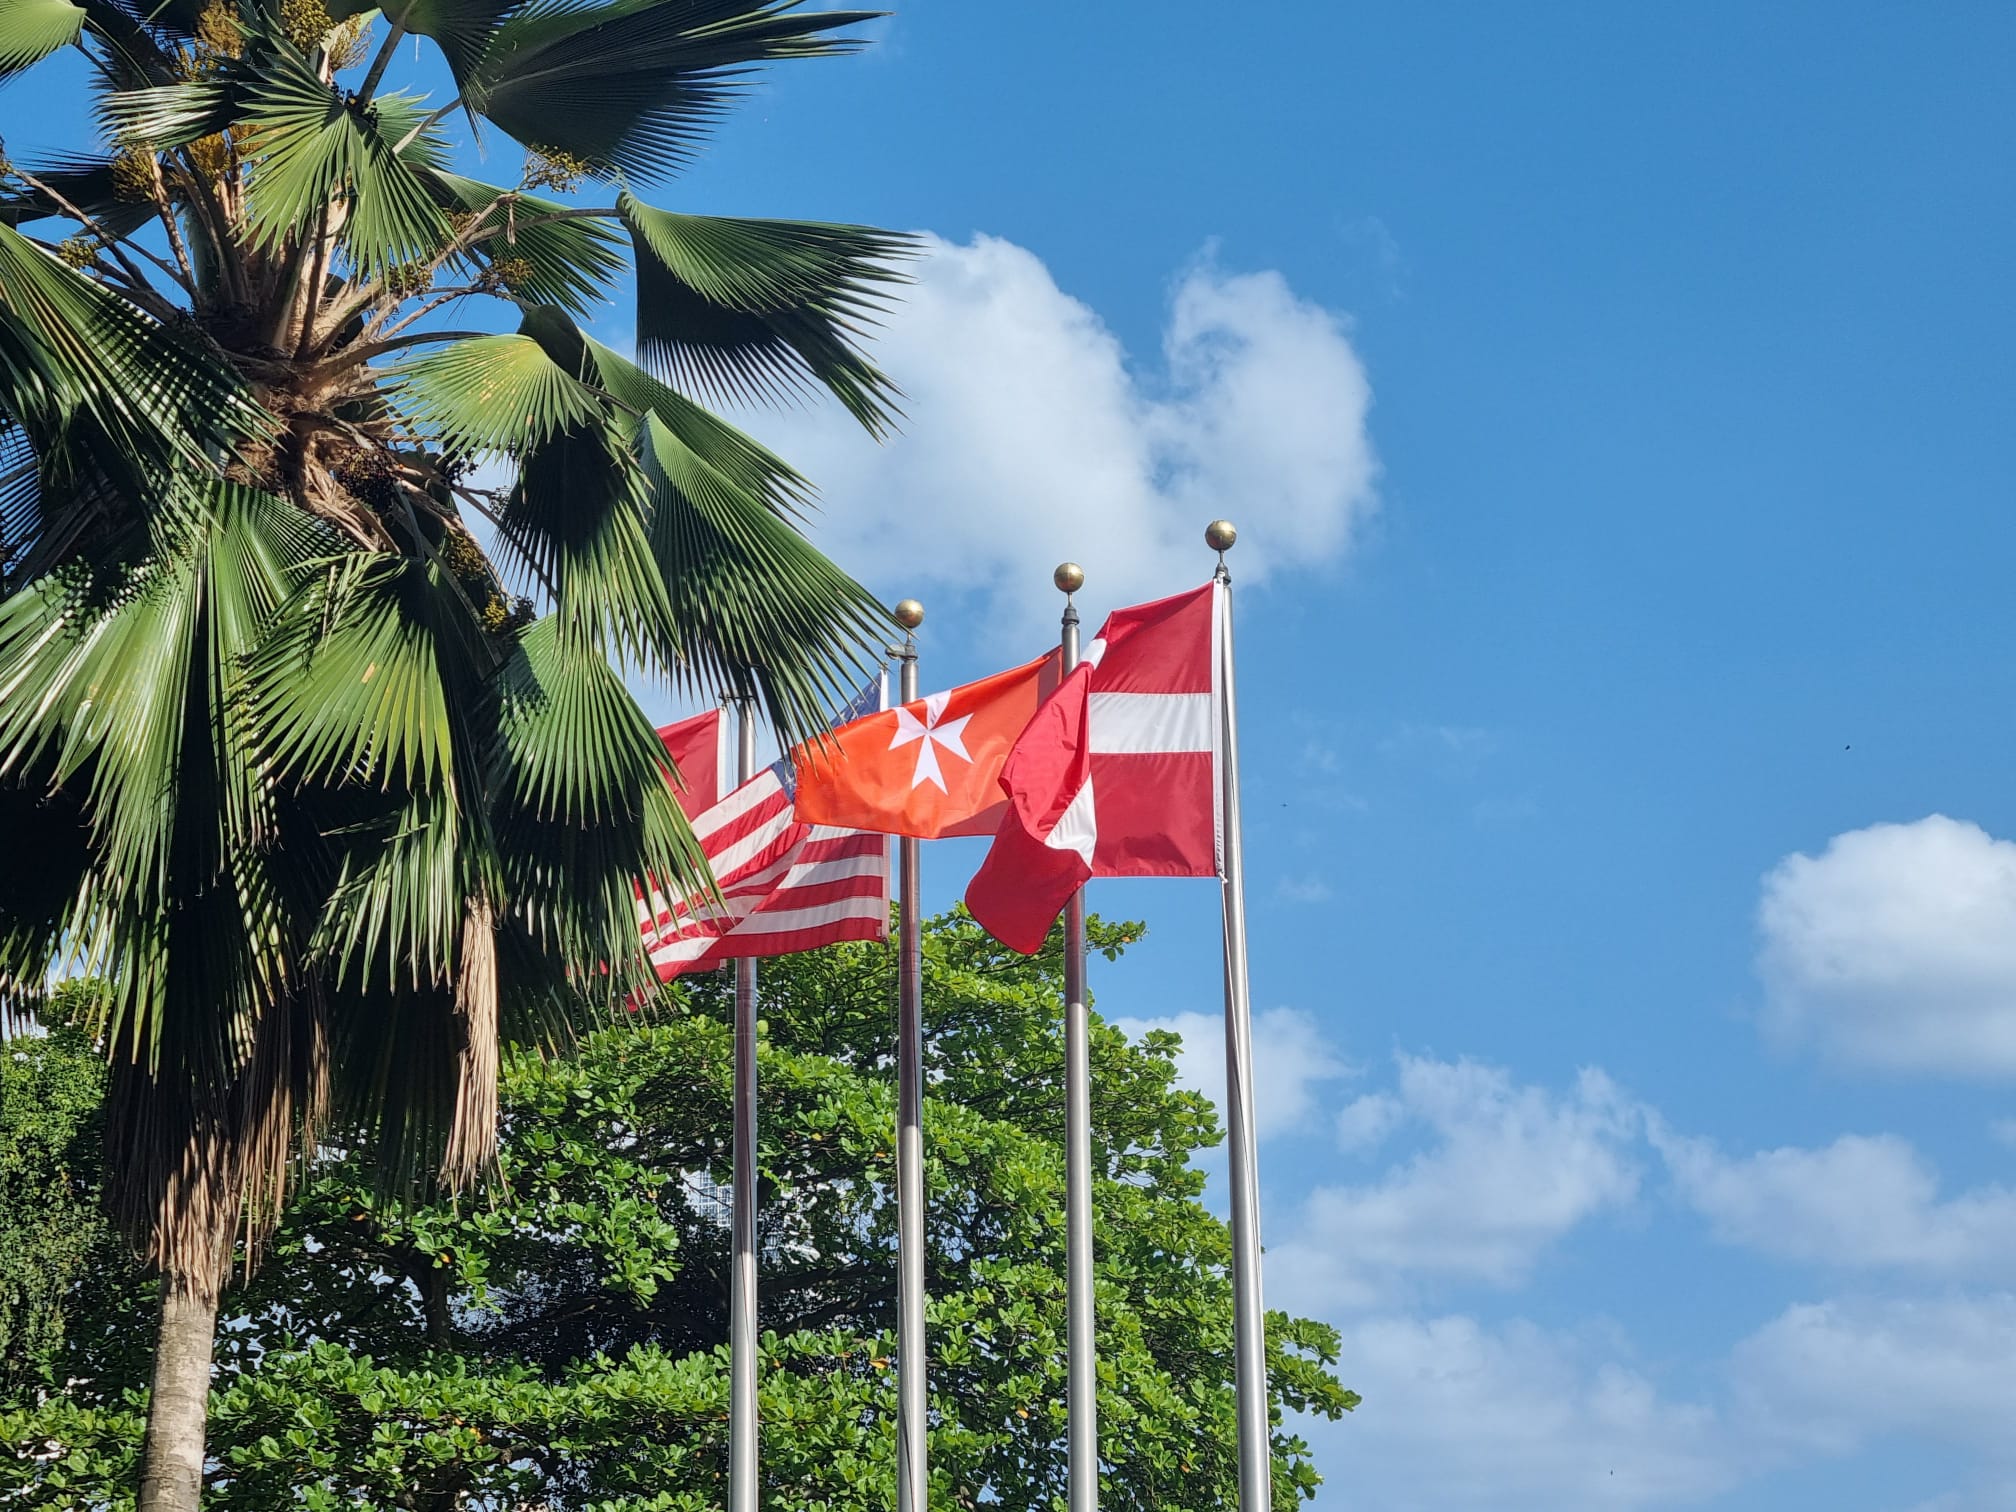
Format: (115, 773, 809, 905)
(0, 2, 910, 1506)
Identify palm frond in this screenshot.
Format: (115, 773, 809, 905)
(238, 49, 450, 276)
(392, 331, 605, 457)
(327, 0, 518, 91)
(511, 304, 884, 745)
(467, 0, 881, 184)
(502, 413, 672, 663)
(621, 194, 914, 435)
(0, 153, 157, 239)
(0, 222, 268, 493)
(488, 613, 706, 991)
(0, 0, 85, 77)
(425, 170, 626, 315)
(635, 407, 884, 747)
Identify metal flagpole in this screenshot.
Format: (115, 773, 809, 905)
(1054, 562, 1098, 1512)
(729, 697, 760, 1512)
(1207, 520, 1270, 1512)
(891, 597, 929, 1512)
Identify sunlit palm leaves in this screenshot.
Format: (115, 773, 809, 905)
(0, 0, 83, 76)
(0, 0, 911, 1314)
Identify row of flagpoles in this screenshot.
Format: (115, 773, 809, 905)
(642, 522, 1266, 1512)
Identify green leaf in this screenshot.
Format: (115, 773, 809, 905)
(0, 0, 85, 78)
(425, 171, 625, 315)
(467, 0, 881, 184)
(620, 195, 914, 435)
(393, 332, 605, 458)
(237, 47, 449, 275)
(328, 0, 518, 88)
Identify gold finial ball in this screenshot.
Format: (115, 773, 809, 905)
(892, 598, 925, 630)
(1053, 562, 1085, 595)
(1204, 519, 1239, 553)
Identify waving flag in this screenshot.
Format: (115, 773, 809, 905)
(792, 650, 1063, 839)
(641, 683, 890, 979)
(965, 583, 1221, 952)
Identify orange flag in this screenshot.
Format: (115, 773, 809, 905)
(793, 650, 1063, 839)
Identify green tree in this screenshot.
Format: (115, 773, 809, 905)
(1, 914, 1358, 1508)
(0, 2, 908, 1505)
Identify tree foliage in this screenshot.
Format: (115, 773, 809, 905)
(1, 914, 1357, 1508)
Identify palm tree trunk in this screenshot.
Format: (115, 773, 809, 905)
(137, 1278, 218, 1512)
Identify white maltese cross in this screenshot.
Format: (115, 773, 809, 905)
(888, 691, 972, 793)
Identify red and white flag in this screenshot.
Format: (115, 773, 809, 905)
(640, 685, 890, 979)
(965, 582, 1223, 952)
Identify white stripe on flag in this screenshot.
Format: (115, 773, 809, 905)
(1087, 691, 1213, 755)
(1045, 772, 1097, 864)
(692, 771, 785, 843)
(647, 895, 887, 964)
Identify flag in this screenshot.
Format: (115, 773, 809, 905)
(965, 582, 1221, 952)
(640, 682, 890, 979)
(791, 650, 1063, 839)
(656, 706, 733, 823)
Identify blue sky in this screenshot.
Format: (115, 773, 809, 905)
(12, 3, 2016, 1507)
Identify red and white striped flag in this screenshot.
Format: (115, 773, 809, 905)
(640, 684, 891, 979)
(965, 582, 1222, 952)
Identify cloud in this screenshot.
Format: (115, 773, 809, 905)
(1300, 1313, 1734, 1512)
(738, 233, 1378, 637)
(1757, 815, 2016, 1077)
(1653, 1125, 2016, 1276)
(1730, 1294, 2016, 1462)
(1110, 1005, 1350, 1143)
(1269, 1056, 1642, 1312)
(1276, 874, 1334, 904)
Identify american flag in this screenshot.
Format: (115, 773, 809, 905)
(639, 680, 890, 980)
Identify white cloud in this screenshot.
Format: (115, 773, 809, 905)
(1730, 1294, 2016, 1462)
(1111, 1005, 1350, 1143)
(1654, 1125, 2016, 1276)
(1270, 1057, 1641, 1312)
(1334, 1091, 1403, 1153)
(1276, 874, 1334, 904)
(742, 233, 1377, 636)
(1758, 815, 2016, 1077)
(1301, 1313, 1735, 1511)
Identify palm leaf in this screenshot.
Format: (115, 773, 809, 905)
(467, 0, 880, 184)
(0, 222, 268, 487)
(621, 194, 913, 434)
(512, 304, 884, 747)
(392, 331, 605, 457)
(501, 413, 672, 663)
(425, 170, 626, 315)
(0, 0, 85, 77)
(636, 408, 883, 746)
(327, 0, 519, 90)
(489, 613, 706, 990)
(238, 49, 450, 275)
(0, 153, 157, 238)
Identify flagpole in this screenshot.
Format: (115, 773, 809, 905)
(1054, 562, 1099, 1512)
(729, 696, 760, 1512)
(1208, 520, 1270, 1512)
(892, 598, 929, 1512)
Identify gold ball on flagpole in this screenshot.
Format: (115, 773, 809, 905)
(1053, 562, 1085, 595)
(1205, 519, 1238, 553)
(892, 598, 925, 630)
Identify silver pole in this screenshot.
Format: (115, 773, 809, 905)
(892, 599, 928, 1512)
(1055, 562, 1098, 1512)
(729, 698, 760, 1512)
(1207, 520, 1270, 1512)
